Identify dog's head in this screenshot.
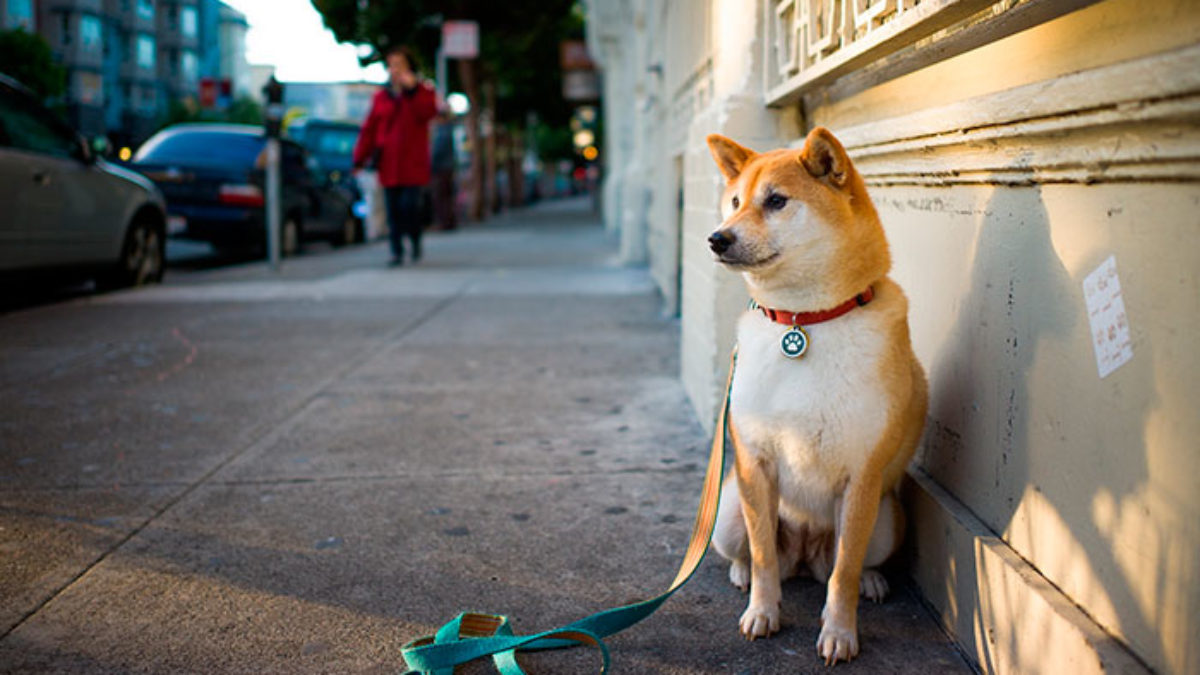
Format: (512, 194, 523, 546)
(705, 127, 890, 302)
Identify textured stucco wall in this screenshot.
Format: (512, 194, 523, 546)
(586, 0, 1199, 672)
(811, 0, 1200, 671)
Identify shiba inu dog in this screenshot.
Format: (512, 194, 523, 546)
(705, 127, 928, 665)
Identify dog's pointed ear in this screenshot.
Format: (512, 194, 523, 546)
(707, 134, 755, 181)
(798, 127, 850, 188)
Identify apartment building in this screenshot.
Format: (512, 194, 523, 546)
(18, 0, 247, 144)
(1, 0, 36, 29)
(586, 1, 1198, 674)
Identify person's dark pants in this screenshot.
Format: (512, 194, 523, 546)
(384, 185, 424, 261)
(432, 169, 457, 230)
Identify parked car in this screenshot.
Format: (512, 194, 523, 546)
(131, 123, 363, 256)
(288, 118, 370, 227)
(0, 74, 167, 287)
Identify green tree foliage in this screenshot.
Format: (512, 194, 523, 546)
(309, 0, 583, 134)
(0, 29, 66, 100)
(160, 96, 263, 129)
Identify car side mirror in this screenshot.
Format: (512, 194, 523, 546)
(91, 135, 111, 158)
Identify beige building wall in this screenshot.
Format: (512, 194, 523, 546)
(586, 1, 1198, 673)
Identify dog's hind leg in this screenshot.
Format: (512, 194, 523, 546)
(713, 475, 750, 591)
(859, 491, 904, 602)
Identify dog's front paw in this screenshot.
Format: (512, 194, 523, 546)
(816, 616, 859, 665)
(860, 569, 888, 602)
(811, 605, 859, 662)
(739, 602, 780, 640)
(728, 560, 750, 591)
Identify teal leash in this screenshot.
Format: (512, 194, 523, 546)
(401, 348, 738, 674)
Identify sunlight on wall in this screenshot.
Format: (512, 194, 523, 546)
(711, 0, 759, 96)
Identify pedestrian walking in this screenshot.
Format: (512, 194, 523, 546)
(353, 45, 437, 266)
(430, 107, 458, 231)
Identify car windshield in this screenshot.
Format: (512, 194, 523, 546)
(313, 128, 358, 156)
(309, 127, 358, 169)
(134, 130, 264, 167)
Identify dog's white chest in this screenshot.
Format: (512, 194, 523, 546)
(729, 310, 890, 520)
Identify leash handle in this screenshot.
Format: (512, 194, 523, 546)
(401, 348, 738, 674)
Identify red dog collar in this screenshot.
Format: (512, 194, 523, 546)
(753, 287, 874, 327)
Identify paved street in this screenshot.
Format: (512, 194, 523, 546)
(0, 197, 974, 674)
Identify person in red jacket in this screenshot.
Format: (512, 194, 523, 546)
(353, 45, 438, 266)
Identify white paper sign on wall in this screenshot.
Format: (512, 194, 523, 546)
(1083, 255, 1133, 378)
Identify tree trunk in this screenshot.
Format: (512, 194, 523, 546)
(508, 130, 524, 208)
(483, 79, 497, 215)
(457, 58, 485, 222)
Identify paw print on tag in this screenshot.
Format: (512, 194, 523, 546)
(780, 326, 809, 359)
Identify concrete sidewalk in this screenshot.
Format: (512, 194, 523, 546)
(0, 197, 973, 673)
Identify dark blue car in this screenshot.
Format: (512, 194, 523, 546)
(132, 124, 363, 256)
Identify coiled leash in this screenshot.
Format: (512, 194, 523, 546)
(401, 349, 737, 674)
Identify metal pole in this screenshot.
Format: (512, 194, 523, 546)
(436, 45, 447, 102)
(265, 137, 281, 270)
(263, 76, 285, 271)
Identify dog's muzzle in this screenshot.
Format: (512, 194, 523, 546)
(708, 230, 735, 254)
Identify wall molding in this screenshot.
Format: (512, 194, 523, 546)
(804, 44, 1200, 185)
(764, 0, 1101, 105)
(904, 467, 1153, 674)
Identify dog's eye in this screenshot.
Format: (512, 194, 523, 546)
(731, 196, 740, 209)
(764, 193, 788, 211)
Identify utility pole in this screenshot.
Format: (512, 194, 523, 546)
(263, 76, 285, 271)
(436, 46, 447, 103)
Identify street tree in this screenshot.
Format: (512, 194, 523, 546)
(310, 0, 583, 218)
(0, 28, 66, 101)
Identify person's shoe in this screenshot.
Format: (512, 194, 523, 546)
(387, 257, 403, 267)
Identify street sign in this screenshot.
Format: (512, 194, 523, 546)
(442, 21, 479, 59)
(560, 41, 594, 70)
(563, 70, 599, 101)
(199, 78, 217, 109)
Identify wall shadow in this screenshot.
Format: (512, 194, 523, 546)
(920, 185, 1161, 671)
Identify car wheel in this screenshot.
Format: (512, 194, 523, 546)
(104, 215, 165, 288)
(281, 217, 301, 257)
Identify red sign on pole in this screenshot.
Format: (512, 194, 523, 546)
(442, 21, 479, 59)
(199, 77, 217, 109)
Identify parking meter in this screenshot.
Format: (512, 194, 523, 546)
(263, 77, 285, 138)
(262, 77, 285, 269)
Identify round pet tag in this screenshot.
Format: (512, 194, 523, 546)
(780, 326, 809, 359)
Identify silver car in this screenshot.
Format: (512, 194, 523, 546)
(0, 74, 166, 288)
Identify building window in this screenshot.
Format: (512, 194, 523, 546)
(137, 0, 154, 21)
(80, 15, 102, 54)
(60, 12, 71, 46)
(5, 0, 34, 30)
(76, 71, 103, 106)
(181, 7, 198, 38)
(137, 34, 155, 68)
(181, 50, 198, 85)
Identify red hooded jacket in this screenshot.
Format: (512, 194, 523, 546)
(353, 82, 438, 188)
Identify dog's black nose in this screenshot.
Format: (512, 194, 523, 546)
(708, 230, 735, 254)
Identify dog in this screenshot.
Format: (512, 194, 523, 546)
(705, 127, 928, 665)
